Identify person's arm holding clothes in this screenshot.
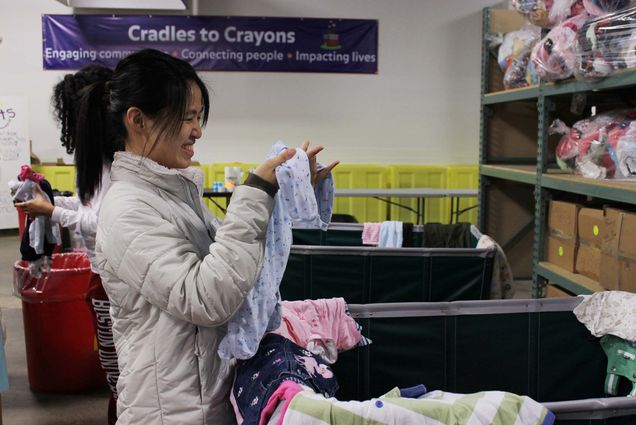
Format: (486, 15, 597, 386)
(17, 185, 104, 246)
(52, 195, 98, 239)
(98, 151, 293, 327)
(52, 194, 81, 211)
(51, 172, 110, 243)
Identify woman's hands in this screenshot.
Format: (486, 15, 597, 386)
(14, 188, 54, 218)
(253, 141, 339, 187)
(300, 140, 340, 188)
(253, 148, 298, 185)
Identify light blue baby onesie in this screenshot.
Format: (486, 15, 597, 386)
(218, 142, 334, 359)
(379, 221, 403, 248)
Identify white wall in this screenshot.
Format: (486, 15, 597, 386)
(0, 0, 498, 166)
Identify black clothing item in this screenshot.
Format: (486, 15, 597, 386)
(402, 223, 414, 247)
(20, 179, 57, 261)
(422, 222, 472, 248)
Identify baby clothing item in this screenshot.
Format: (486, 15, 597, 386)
(422, 222, 472, 248)
(531, 13, 590, 81)
(259, 381, 305, 425)
(497, 24, 541, 89)
(231, 333, 339, 425)
(218, 143, 334, 360)
(270, 298, 365, 364)
(281, 388, 555, 425)
(402, 223, 415, 247)
(11, 165, 61, 278)
(362, 222, 381, 245)
(573, 291, 636, 341)
(583, 0, 629, 15)
(398, 384, 427, 399)
(379, 221, 403, 248)
(512, 0, 585, 27)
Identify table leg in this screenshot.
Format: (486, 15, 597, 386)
(418, 198, 426, 225)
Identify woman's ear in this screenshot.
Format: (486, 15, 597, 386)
(125, 107, 146, 133)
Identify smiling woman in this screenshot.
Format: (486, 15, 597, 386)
(66, 48, 333, 425)
(124, 81, 203, 169)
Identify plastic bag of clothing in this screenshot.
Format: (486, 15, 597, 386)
(512, 0, 586, 27)
(574, 6, 636, 80)
(552, 110, 636, 179)
(531, 13, 591, 81)
(497, 24, 542, 89)
(9, 166, 61, 277)
(583, 0, 631, 16)
(616, 121, 636, 177)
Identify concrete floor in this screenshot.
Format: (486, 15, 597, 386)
(0, 230, 109, 425)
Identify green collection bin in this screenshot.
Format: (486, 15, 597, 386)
(337, 299, 636, 424)
(281, 246, 494, 303)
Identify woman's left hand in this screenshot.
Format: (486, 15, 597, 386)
(14, 189, 54, 218)
(300, 140, 340, 188)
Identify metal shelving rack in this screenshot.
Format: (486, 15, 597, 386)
(479, 6, 636, 297)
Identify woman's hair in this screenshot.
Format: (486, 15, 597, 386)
(52, 64, 114, 156)
(73, 49, 210, 204)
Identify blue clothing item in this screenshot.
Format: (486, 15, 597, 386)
(399, 384, 427, 398)
(233, 333, 339, 425)
(379, 220, 403, 248)
(218, 143, 334, 360)
(0, 330, 8, 393)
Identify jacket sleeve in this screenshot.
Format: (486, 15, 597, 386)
(53, 195, 81, 211)
(51, 197, 98, 241)
(98, 185, 273, 327)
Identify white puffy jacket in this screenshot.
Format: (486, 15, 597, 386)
(95, 152, 273, 425)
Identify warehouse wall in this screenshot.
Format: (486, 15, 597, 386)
(0, 0, 497, 165)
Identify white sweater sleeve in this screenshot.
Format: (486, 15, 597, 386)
(50, 167, 111, 248)
(50, 200, 98, 239)
(52, 195, 81, 211)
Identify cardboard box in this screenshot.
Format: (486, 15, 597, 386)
(548, 201, 580, 240)
(547, 236, 577, 272)
(600, 208, 636, 292)
(546, 284, 574, 298)
(578, 208, 604, 246)
(576, 243, 601, 281)
(575, 208, 603, 281)
(621, 259, 636, 293)
(546, 201, 580, 272)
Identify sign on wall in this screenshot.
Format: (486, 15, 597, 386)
(0, 97, 29, 230)
(42, 15, 378, 73)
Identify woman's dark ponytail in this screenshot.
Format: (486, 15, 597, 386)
(51, 65, 114, 204)
(74, 80, 119, 204)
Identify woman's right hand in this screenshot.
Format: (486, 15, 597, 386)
(253, 148, 297, 185)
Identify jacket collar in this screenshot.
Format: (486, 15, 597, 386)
(111, 151, 204, 199)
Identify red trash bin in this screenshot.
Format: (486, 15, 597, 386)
(13, 253, 107, 393)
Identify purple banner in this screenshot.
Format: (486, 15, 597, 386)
(42, 15, 378, 73)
